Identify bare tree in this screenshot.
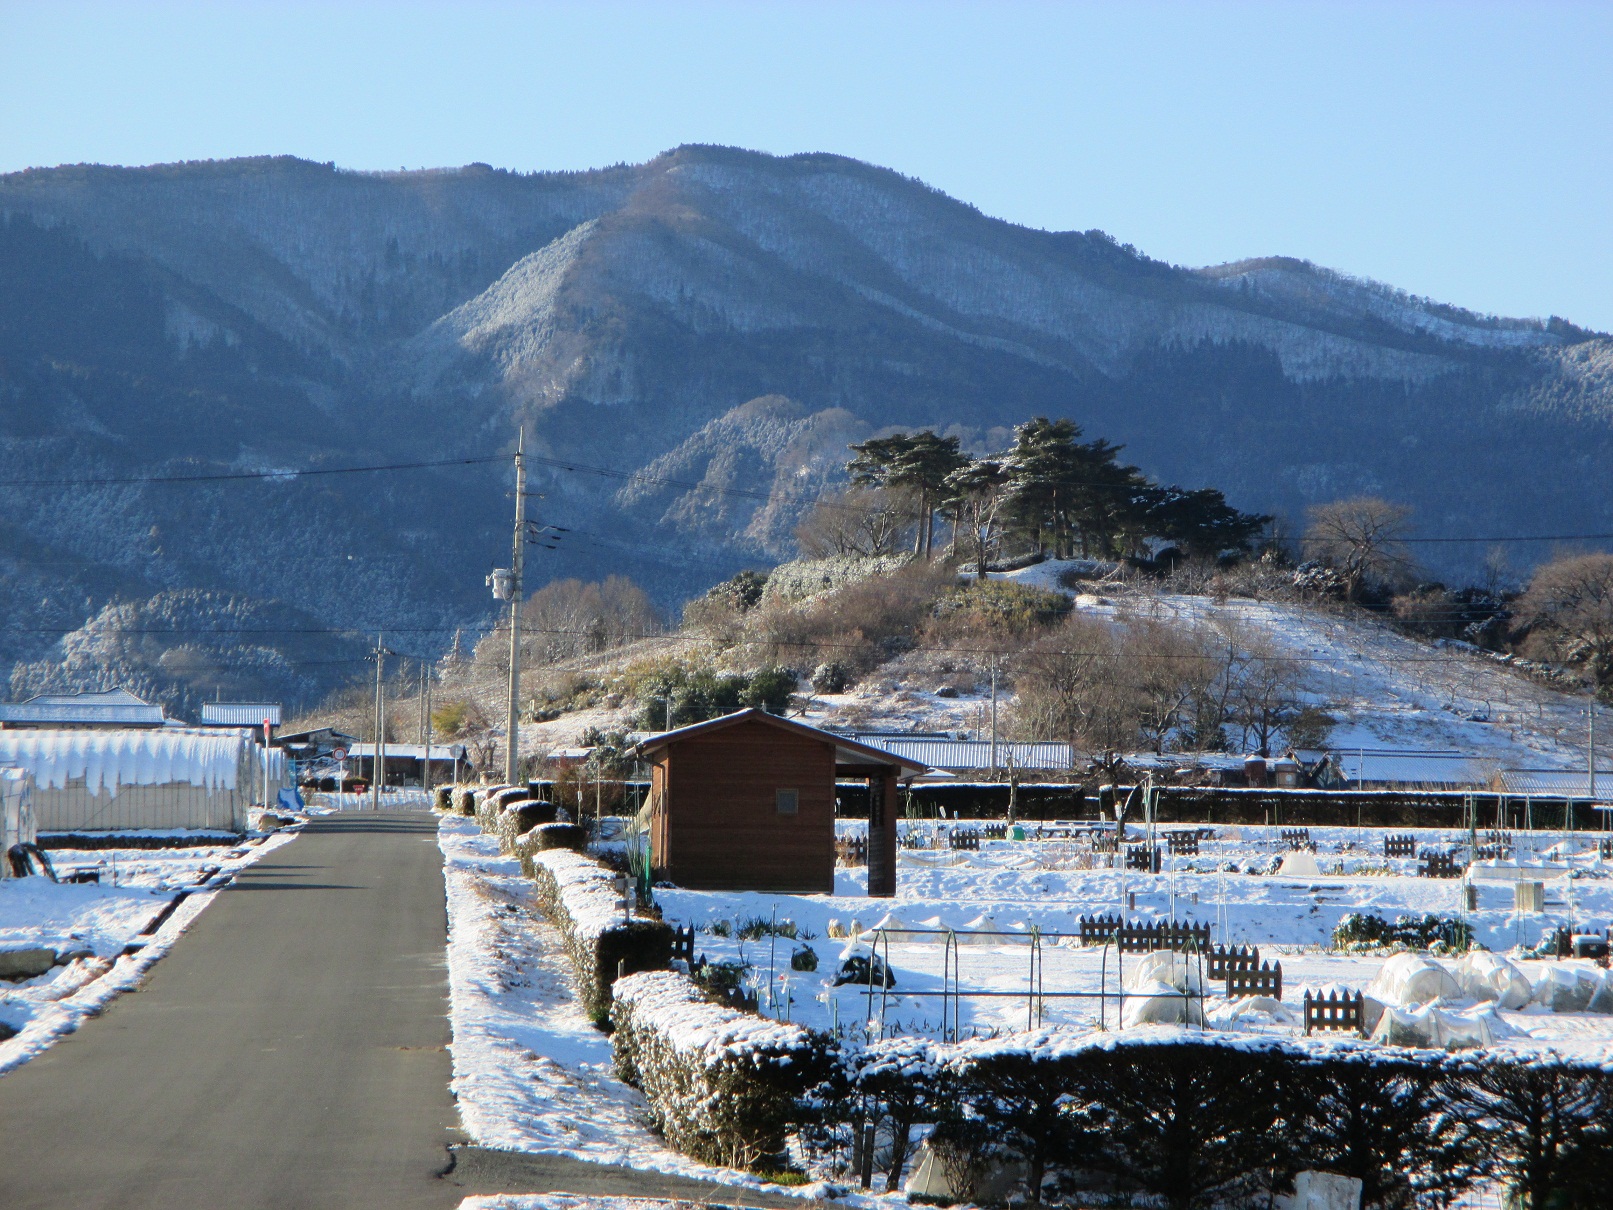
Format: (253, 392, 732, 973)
(794, 486, 914, 559)
(1229, 635, 1312, 756)
(1303, 497, 1414, 601)
(476, 574, 661, 671)
(1518, 552, 1613, 699)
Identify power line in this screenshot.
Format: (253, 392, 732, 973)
(0, 454, 503, 489)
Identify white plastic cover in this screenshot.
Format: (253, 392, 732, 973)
(1530, 964, 1608, 1014)
(1367, 953, 1463, 1008)
(1370, 1002, 1516, 1048)
(1453, 951, 1533, 1009)
(1124, 949, 1207, 994)
(1122, 980, 1206, 1027)
(0, 729, 245, 793)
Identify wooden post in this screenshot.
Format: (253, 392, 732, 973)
(867, 769, 899, 897)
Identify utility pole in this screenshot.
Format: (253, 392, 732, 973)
(423, 664, 433, 796)
(1591, 707, 1597, 804)
(989, 660, 999, 774)
(505, 431, 527, 785)
(370, 634, 392, 812)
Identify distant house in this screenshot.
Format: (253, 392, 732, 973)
(0, 689, 167, 730)
(199, 702, 282, 736)
(635, 709, 927, 896)
(275, 727, 358, 785)
(345, 742, 467, 788)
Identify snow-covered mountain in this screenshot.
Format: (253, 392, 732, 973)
(0, 146, 1608, 705)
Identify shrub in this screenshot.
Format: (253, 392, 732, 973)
(848, 1038, 958, 1194)
(433, 785, 454, 812)
(432, 696, 489, 739)
(736, 916, 798, 941)
(789, 945, 818, 973)
(810, 661, 850, 694)
(741, 665, 799, 713)
(610, 969, 836, 1170)
(950, 1033, 1097, 1204)
(527, 848, 672, 1019)
(1061, 1036, 1293, 1210)
(1333, 912, 1473, 953)
(496, 800, 556, 853)
(450, 785, 478, 816)
(512, 821, 587, 876)
(1288, 1051, 1479, 1209)
(1449, 1056, 1613, 1210)
(926, 580, 1071, 639)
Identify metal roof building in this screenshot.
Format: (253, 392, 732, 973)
(200, 702, 283, 727)
(837, 735, 1075, 773)
(0, 689, 167, 729)
(1498, 769, 1612, 801)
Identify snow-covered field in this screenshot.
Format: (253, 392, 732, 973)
(0, 829, 299, 1073)
(655, 824, 1613, 1065)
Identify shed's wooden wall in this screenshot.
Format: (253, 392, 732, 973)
(651, 717, 835, 893)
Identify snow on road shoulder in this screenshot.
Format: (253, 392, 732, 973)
(440, 816, 803, 1192)
(0, 829, 300, 1075)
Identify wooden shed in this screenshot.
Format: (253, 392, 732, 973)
(635, 709, 927, 896)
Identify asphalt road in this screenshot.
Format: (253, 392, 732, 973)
(0, 812, 463, 1209)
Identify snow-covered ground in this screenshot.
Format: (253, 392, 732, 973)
(438, 816, 826, 1197)
(654, 824, 1613, 1065)
(0, 829, 300, 1073)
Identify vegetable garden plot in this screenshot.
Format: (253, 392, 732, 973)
(662, 822, 1613, 1060)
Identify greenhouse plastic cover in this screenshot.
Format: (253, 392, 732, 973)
(0, 729, 246, 793)
(1367, 953, 1464, 1008)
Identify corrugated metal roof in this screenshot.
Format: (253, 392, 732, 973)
(346, 743, 466, 760)
(1499, 770, 1613, 801)
(0, 699, 166, 725)
(1334, 751, 1488, 787)
(843, 737, 1075, 770)
(200, 703, 283, 726)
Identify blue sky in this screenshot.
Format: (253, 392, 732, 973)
(3, 1, 1609, 329)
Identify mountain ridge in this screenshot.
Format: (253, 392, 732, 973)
(0, 144, 1608, 710)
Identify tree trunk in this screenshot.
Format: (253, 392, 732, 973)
(887, 1118, 913, 1193)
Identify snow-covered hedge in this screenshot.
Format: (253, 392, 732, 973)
(511, 821, 586, 877)
(475, 785, 527, 833)
(432, 785, 454, 812)
(610, 969, 836, 1169)
(449, 785, 477, 816)
(495, 800, 556, 854)
(527, 848, 671, 1020)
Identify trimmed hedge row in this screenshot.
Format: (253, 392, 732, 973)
(514, 822, 588, 876)
(495, 800, 557, 854)
(449, 785, 478, 815)
(474, 785, 526, 833)
(611, 969, 836, 1170)
(527, 847, 672, 1020)
(832, 1033, 1613, 1207)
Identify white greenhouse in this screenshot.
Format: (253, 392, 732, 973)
(0, 729, 276, 833)
(0, 767, 36, 875)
